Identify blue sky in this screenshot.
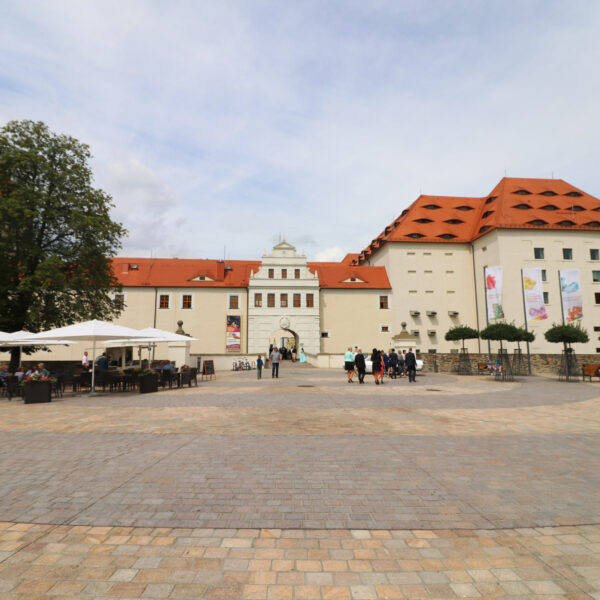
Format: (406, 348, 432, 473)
(1, 1, 599, 260)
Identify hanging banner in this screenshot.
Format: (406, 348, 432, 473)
(560, 269, 583, 322)
(485, 266, 505, 321)
(522, 268, 548, 321)
(226, 315, 241, 351)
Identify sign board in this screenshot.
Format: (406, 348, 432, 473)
(522, 267, 547, 321)
(560, 269, 583, 322)
(485, 266, 504, 321)
(226, 316, 241, 351)
(202, 360, 215, 380)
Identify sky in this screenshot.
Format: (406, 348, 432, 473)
(1, 0, 599, 262)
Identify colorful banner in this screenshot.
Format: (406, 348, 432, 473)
(485, 266, 505, 321)
(226, 315, 241, 351)
(522, 268, 548, 321)
(560, 269, 583, 322)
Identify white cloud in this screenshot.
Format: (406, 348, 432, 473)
(314, 247, 350, 262)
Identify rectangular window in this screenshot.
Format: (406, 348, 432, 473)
(541, 269, 547, 282)
(379, 295, 389, 309)
(321, 331, 329, 338)
(295, 269, 300, 279)
(254, 293, 262, 307)
(267, 293, 275, 307)
(280, 293, 288, 308)
(268, 268, 274, 279)
(159, 295, 169, 309)
(381, 325, 389, 332)
(229, 295, 239, 309)
(596, 292, 600, 305)
(593, 271, 600, 283)
(563, 248, 573, 260)
(293, 293, 301, 307)
(281, 269, 287, 279)
(182, 295, 192, 309)
(534, 247, 544, 259)
(543, 291, 549, 304)
(591, 249, 599, 261)
(306, 293, 314, 307)
(114, 293, 125, 308)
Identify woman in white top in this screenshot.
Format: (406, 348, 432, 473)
(344, 347, 355, 383)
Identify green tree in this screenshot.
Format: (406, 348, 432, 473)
(444, 325, 479, 350)
(544, 323, 589, 353)
(479, 322, 520, 351)
(0, 120, 126, 368)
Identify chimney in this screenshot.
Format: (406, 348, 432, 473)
(216, 260, 225, 281)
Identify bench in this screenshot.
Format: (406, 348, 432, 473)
(477, 362, 490, 375)
(582, 363, 600, 381)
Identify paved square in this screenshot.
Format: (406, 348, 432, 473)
(1, 364, 599, 597)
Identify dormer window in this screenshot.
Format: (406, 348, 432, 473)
(585, 221, 600, 227)
(512, 204, 532, 210)
(541, 191, 557, 196)
(455, 205, 474, 211)
(570, 205, 585, 212)
(406, 233, 425, 239)
(514, 189, 532, 195)
(485, 196, 496, 204)
(527, 219, 548, 226)
(438, 234, 457, 239)
(444, 219, 464, 225)
(479, 225, 491, 233)
(414, 218, 433, 224)
(541, 204, 559, 211)
(565, 191, 583, 197)
(556, 220, 576, 226)
(482, 210, 494, 219)
(423, 204, 441, 210)
(384, 226, 391, 234)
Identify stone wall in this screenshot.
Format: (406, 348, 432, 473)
(419, 352, 600, 375)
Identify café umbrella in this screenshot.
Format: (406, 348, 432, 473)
(23, 320, 154, 393)
(0, 330, 75, 364)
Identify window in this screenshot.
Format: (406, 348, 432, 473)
(455, 205, 474, 211)
(541, 269, 547, 282)
(438, 234, 457, 239)
(514, 189, 531, 195)
(159, 295, 169, 309)
(534, 247, 544, 259)
(482, 210, 494, 218)
(381, 325, 389, 332)
(306, 293, 314, 308)
(563, 248, 573, 260)
(114, 293, 125, 308)
(321, 331, 329, 338)
(254, 293, 262, 307)
(267, 293, 275, 307)
(596, 292, 600, 305)
(527, 220, 548, 226)
(485, 196, 496, 204)
(543, 292, 549, 304)
(591, 249, 599, 261)
(295, 269, 300, 279)
(565, 191, 582, 197)
(541, 204, 559, 211)
(541, 191, 557, 196)
(379, 296, 389, 309)
(281, 269, 287, 279)
(293, 293, 301, 307)
(407, 233, 425, 238)
(593, 271, 600, 283)
(479, 225, 490, 234)
(229, 295, 239, 309)
(444, 219, 464, 225)
(414, 218, 433, 223)
(423, 204, 441, 209)
(557, 220, 576, 227)
(512, 204, 531, 210)
(182, 295, 192, 309)
(280, 294, 288, 307)
(268, 268, 274, 279)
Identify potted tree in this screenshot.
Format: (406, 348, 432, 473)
(22, 373, 54, 403)
(479, 322, 520, 380)
(137, 369, 159, 393)
(513, 327, 535, 375)
(444, 326, 479, 375)
(544, 323, 589, 381)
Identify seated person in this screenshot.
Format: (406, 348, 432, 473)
(162, 361, 175, 372)
(0, 364, 8, 386)
(37, 363, 50, 377)
(14, 365, 25, 381)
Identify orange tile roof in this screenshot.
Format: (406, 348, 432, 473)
(354, 177, 600, 264)
(112, 258, 391, 289)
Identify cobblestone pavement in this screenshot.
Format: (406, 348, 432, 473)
(0, 364, 599, 598)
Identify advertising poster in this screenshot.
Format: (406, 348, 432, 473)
(560, 269, 583, 322)
(226, 315, 241, 351)
(485, 266, 505, 321)
(522, 268, 548, 321)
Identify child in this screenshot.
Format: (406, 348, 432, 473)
(256, 355, 263, 379)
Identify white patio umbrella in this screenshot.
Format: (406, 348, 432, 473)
(23, 320, 153, 393)
(0, 330, 76, 360)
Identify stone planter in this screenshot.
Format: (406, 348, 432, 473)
(23, 381, 52, 404)
(139, 375, 158, 394)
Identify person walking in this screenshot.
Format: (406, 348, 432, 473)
(354, 349, 366, 384)
(388, 349, 398, 379)
(370, 348, 381, 384)
(270, 347, 281, 378)
(299, 348, 306, 363)
(405, 347, 417, 382)
(398, 350, 406, 377)
(344, 347, 355, 383)
(256, 355, 263, 379)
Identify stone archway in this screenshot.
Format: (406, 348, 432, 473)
(269, 328, 299, 353)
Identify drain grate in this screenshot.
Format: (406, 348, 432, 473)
(426, 388, 442, 392)
(297, 385, 315, 388)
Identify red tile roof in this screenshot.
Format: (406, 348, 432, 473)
(112, 258, 391, 289)
(354, 177, 600, 264)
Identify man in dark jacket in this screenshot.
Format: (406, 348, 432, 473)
(405, 348, 417, 382)
(354, 349, 366, 384)
(388, 349, 398, 378)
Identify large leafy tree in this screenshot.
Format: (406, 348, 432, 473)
(444, 325, 479, 350)
(0, 120, 126, 366)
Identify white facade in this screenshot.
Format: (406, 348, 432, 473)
(247, 240, 321, 354)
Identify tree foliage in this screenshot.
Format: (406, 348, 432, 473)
(479, 322, 520, 343)
(444, 326, 479, 349)
(0, 120, 126, 340)
(544, 323, 589, 346)
(514, 326, 535, 344)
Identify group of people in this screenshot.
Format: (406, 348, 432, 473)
(0, 362, 50, 388)
(344, 347, 417, 384)
(254, 346, 307, 379)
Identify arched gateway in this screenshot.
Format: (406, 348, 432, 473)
(247, 240, 320, 355)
